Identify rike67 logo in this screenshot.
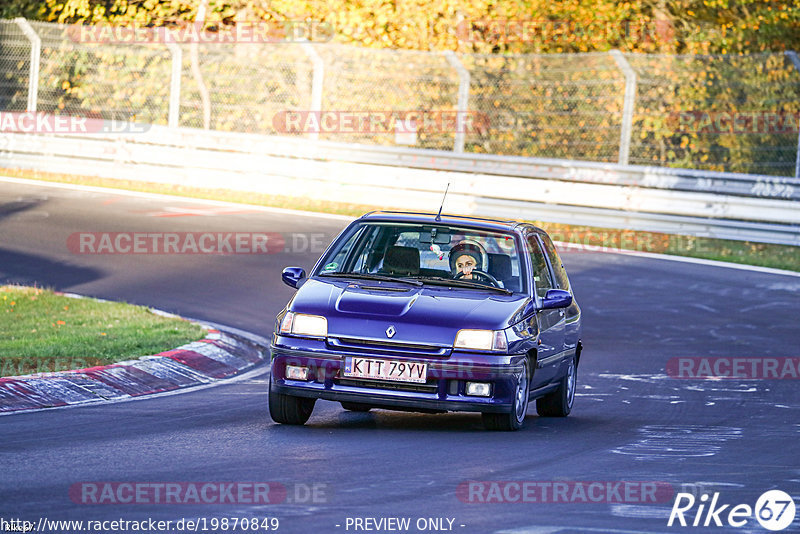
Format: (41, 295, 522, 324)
(669, 490, 796, 531)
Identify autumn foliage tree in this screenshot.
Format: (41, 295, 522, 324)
(2, 0, 797, 54)
(1, 0, 798, 175)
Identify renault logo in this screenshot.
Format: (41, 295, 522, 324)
(386, 325, 396, 338)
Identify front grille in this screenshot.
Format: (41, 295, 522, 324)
(335, 377, 438, 394)
(330, 337, 449, 356)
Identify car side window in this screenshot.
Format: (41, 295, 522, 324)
(526, 235, 553, 298)
(319, 226, 366, 273)
(351, 226, 383, 272)
(538, 232, 570, 291)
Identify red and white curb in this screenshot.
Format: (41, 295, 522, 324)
(0, 302, 269, 414)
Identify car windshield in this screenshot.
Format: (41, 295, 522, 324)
(314, 222, 527, 293)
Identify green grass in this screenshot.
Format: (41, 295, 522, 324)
(2, 166, 799, 272)
(0, 285, 207, 377)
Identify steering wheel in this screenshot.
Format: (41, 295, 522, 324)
(454, 269, 501, 288)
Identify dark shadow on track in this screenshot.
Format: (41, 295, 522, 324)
(0, 247, 103, 288)
(0, 196, 47, 219)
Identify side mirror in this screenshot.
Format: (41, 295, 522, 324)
(540, 289, 572, 310)
(282, 267, 306, 289)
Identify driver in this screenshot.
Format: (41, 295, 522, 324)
(448, 240, 487, 282)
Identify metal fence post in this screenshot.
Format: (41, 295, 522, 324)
(786, 51, 800, 178)
(14, 18, 40, 113)
(444, 51, 470, 153)
(300, 42, 324, 141)
(610, 49, 636, 166)
(166, 43, 182, 128)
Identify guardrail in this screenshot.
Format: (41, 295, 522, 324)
(1, 122, 798, 246)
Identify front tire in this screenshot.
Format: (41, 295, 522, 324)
(269, 380, 315, 425)
(482, 359, 530, 431)
(536, 356, 576, 417)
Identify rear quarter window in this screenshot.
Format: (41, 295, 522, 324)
(538, 231, 570, 291)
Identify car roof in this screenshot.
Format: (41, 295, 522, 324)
(358, 211, 544, 233)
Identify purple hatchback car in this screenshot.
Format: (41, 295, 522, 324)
(269, 211, 582, 430)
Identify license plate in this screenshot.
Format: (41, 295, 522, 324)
(343, 357, 427, 383)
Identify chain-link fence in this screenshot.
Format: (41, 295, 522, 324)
(33, 21, 172, 124)
(179, 41, 313, 132)
(627, 53, 800, 176)
(463, 52, 627, 162)
(0, 20, 30, 113)
(1, 19, 799, 177)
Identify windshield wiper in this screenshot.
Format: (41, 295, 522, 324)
(409, 276, 511, 294)
(317, 272, 423, 286)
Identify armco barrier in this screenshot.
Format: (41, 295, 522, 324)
(0, 123, 798, 245)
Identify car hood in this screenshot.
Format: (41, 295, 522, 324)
(289, 278, 530, 346)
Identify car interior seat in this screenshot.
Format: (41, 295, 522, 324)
(488, 253, 519, 291)
(382, 246, 420, 276)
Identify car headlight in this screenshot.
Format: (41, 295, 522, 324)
(454, 329, 508, 351)
(279, 312, 328, 338)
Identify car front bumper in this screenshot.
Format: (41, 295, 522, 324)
(270, 336, 527, 414)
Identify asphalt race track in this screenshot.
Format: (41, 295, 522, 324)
(1, 179, 798, 534)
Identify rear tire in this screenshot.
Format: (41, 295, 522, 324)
(482, 359, 530, 431)
(341, 402, 372, 412)
(269, 380, 315, 425)
(536, 356, 576, 417)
